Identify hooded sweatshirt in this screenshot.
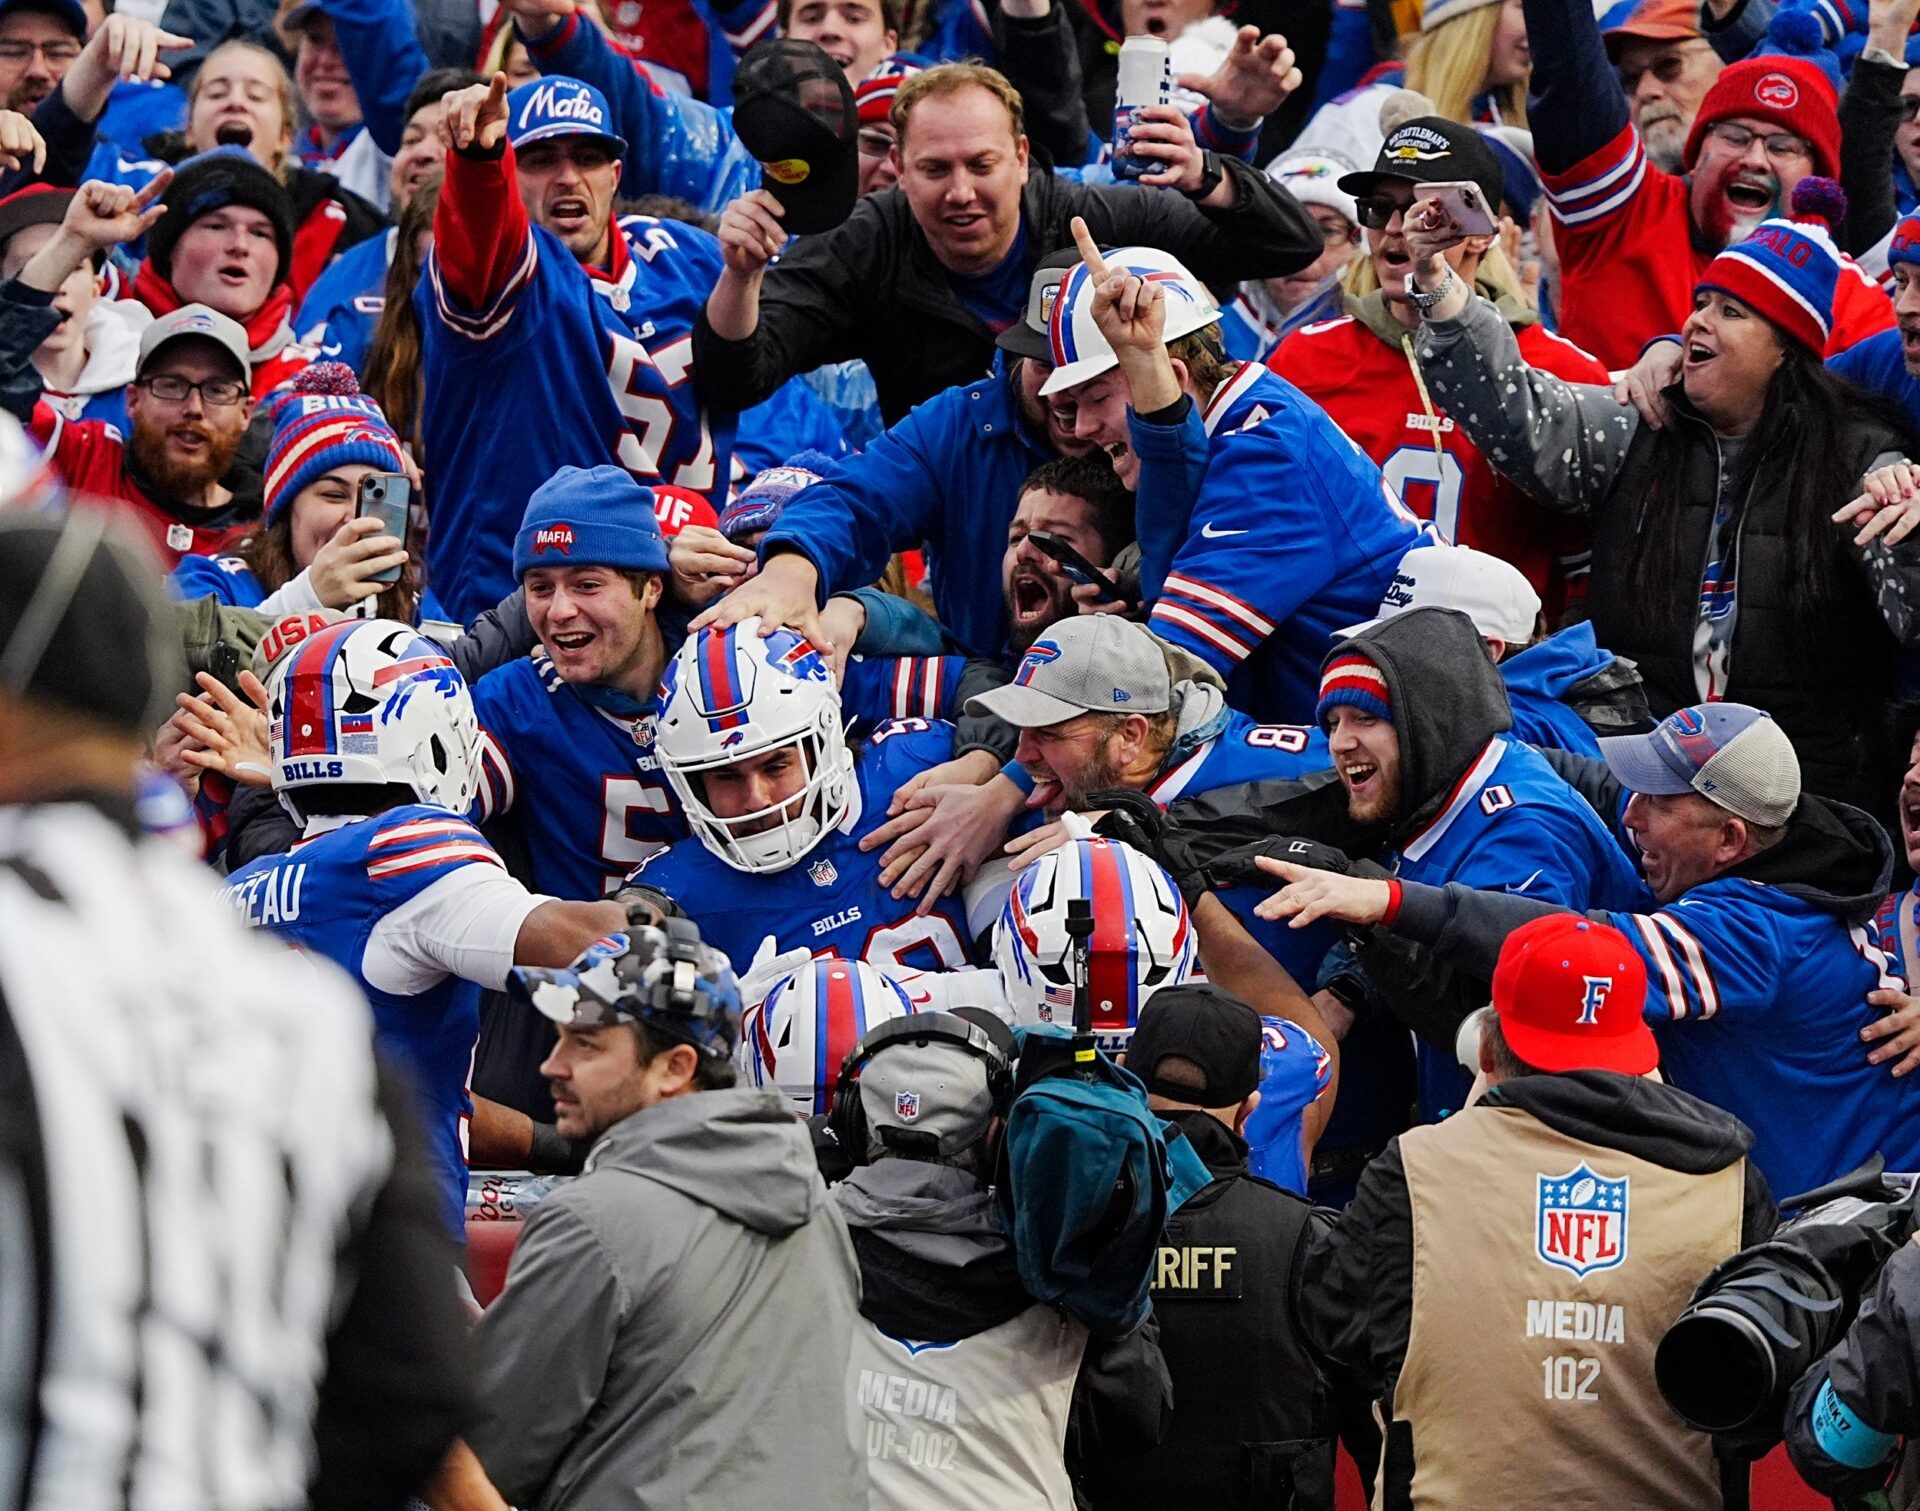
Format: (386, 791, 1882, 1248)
(468, 1087, 866, 1510)
(837, 1158, 1089, 1510)
(1499, 619, 1653, 757)
(1330, 608, 1654, 1118)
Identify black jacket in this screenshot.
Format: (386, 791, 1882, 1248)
(691, 161, 1321, 424)
(1297, 1071, 1777, 1400)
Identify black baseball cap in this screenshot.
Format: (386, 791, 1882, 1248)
(732, 39, 859, 236)
(996, 245, 1084, 363)
(0, 186, 73, 258)
(1127, 985, 1261, 1107)
(1338, 116, 1505, 222)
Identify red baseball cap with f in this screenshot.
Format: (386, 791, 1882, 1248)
(1491, 915, 1657, 1075)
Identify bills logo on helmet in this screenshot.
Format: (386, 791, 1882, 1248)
(1536, 1165, 1628, 1279)
(895, 1090, 920, 1122)
(533, 524, 575, 555)
(771, 632, 830, 683)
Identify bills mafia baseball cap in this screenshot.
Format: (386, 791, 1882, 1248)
(1600, 703, 1801, 827)
(967, 616, 1172, 727)
(1492, 914, 1656, 1075)
(1338, 116, 1506, 226)
(732, 38, 859, 235)
(506, 76, 627, 157)
(1126, 985, 1262, 1107)
(1340, 544, 1542, 644)
(137, 305, 252, 382)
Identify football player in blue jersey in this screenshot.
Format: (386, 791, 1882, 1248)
(420, 70, 737, 621)
(221, 617, 642, 1237)
(1042, 221, 1424, 723)
(623, 620, 982, 974)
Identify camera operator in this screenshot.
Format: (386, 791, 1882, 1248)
(830, 1005, 1171, 1508)
(1298, 914, 1777, 1509)
(1784, 1234, 1920, 1499)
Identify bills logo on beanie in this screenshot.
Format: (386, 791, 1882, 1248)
(1696, 176, 1846, 356)
(1682, 55, 1840, 178)
(263, 363, 408, 525)
(854, 53, 929, 126)
(1316, 652, 1393, 728)
(1890, 211, 1920, 271)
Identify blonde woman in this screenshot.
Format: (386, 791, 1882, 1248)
(1404, 0, 1530, 126)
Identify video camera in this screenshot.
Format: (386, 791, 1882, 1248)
(1653, 1158, 1917, 1455)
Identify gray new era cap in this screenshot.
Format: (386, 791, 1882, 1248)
(858, 1036, 996, 1159)
(137, 304, 251, 381)
(967, 615, 1172, 727)
(1599, 703, 1800, 827)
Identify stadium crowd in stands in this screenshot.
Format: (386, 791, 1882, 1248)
(9, 0, 1920, 1498)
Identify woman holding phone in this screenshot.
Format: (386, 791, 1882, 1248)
(1403, 177, 1920, 814)
(171, 361, 423, 622)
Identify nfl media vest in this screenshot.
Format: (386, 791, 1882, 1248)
(1386, 1105, 1744, 1509)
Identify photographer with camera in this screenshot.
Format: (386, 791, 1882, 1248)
(1299, 914, 1776, 1509)
(1784, 1233, 1920, 1499)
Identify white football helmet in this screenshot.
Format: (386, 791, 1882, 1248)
(655, 618, 855, 874)
(742, 957, 917, 1114)
(993, 836, 1198, 1050)
(1039, 246, 1222, 396)
(266, 618, 480, 825)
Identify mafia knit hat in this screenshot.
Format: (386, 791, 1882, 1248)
(1683, 55, 1840, 179)
(1695, 176, 1846, 358)
(146, 149, 295, 289)
(854, 52, 929, 126)
(263, 364, 408, 525)
(513, 464, 669, 578)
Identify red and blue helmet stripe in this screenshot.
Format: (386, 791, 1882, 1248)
(1079, 837, 1140, 1033)
(696, 624, 751, 732)
(811, 959, 869, 1114)
(280, 618, 364, 759)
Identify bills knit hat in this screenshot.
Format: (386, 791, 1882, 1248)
(717, 449, 838, 542)
(1696, 177, 1846, 357)
(1683, 55, 1840, 179)
(263, 364, 407, 525)
(854, 53, 929, 126)
(1315, 651, 1392, 727)
(1889, 210, 1920, 271)
(513, 464, 669, 578)
(147, 149, 295, 289)
(1419, 0, 1503, 31)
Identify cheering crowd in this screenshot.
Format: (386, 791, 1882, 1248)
(8, 0, 1920, 1497)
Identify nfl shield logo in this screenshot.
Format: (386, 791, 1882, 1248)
(1537, 1164, 1629, 1279)
(895, 1090, 920, 1121)
(808, 858, 838, 887)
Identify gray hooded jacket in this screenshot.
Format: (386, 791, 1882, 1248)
(468, 1087, 867, 1509)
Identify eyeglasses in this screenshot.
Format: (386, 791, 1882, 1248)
(1356, 195, 1415, 229)
(1317, 218, 1361, 247)
(1705, 120, 1810, 162)
(135, 374, 250, 406)
(1901, 95, 1920, 123)
(0, 38, 82, 64)
(856, 127, 893, 158)
(1617, 40, 1714, 93)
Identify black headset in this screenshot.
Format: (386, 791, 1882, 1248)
(827, 1009, 1016, 1165)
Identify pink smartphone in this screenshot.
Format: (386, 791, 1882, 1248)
(1418, 180, 1498, 238)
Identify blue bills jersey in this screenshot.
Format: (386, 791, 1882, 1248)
(1393, 735, 1657, 1121)
(1244, 1015, 1334, 1195)
(421, 144, 736, 621)
(626, 719, 978, 971)
(472, 652, 682, 899)
(1147, 710, 1338, 988)
(1146, 363, 1425, 722)
(222, 805, 498, 1236)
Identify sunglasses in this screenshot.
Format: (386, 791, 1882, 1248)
(1356, 195, 1417, 229)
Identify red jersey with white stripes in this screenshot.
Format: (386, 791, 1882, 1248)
(1270, 310, 1605, 615)
(1543, 122, 1894, 370)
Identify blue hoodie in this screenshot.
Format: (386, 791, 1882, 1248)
(1499, 622, 1618, 758)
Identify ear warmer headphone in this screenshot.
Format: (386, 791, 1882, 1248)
(827, 1008, 1016, 1166)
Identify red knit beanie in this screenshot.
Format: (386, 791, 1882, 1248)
(1682, 56, 1840, 180)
